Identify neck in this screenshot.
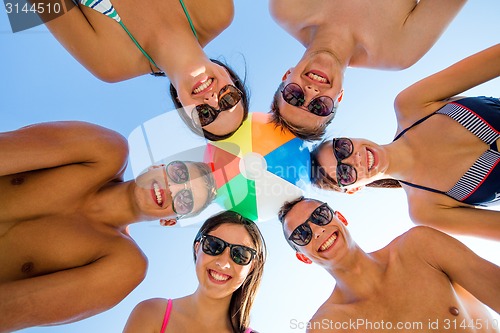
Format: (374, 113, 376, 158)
(85, 181, 143, 229)
(327, 246, 386, 301)
(302, 26, 354, 69)
(381, 139, 416, 181)
(147, 24, 211, 87)
(188, 289, 233, 329)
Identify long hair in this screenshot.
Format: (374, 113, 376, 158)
(193, 211, 266, 333)
(170, 59, 250, 141)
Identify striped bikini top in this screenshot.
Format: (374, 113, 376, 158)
(394, 96, 500, 207)
(76, 0, 198, 76)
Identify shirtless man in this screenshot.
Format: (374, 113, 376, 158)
(279, 197, 500, 333)
(269, 0, 467, 140)
(0, 121, 216, 332)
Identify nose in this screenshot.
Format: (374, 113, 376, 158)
(303, 85, 321, 107)
(215, 248, 231, 269)
(203, 91, 219, 108)
(168, 182, 189, 197)
(312, 225, 325, 239)
(345, 151, 362, 168)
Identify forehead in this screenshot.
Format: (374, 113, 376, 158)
(317, 142, 338, 178)
(283, 199, 323, 233)
(208, 223, 254, 248)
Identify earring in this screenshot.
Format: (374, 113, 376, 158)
(160, 218, 177, 227)
(335, 211, 348, 226)
(296, 252, 312, 264)
(333, 89, 344, 109)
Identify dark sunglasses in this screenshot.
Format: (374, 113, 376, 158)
(201, 234, 257, 266)
(288, 203, 334, 247)
(192, 85, 243, 127)
(281, 83, 335, 116)
(333, 138, 357, 187)
(166, 161, 194, 216)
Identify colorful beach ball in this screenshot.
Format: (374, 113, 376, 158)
(204, 112, 310, 221)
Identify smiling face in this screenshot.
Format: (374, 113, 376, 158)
(176, 62, 245, 137)
(277, 50, 345, 132)
(194, 223, 256, 300)
(282, 199, 352, 267)
(316, 138, 389, 190)
(133, 162, 213, 220)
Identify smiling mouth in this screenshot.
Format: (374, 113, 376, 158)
(318, 231, 338, 252)
(151, 181, 164, 207)
(208, 269, 232, 283)
(305, 71, 330, 84)
(192, 78, 213, 94)
(367, 149, 375, 170)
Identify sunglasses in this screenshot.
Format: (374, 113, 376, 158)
(201, 234, 257, 266)
(288, 203, 334, 247)
(333, 138, 357, 187)
(191, 85, 243, 127)
(166, 161, 194, 216)
(281, 83, 335, 116)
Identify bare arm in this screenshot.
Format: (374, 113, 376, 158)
(0, 121, 128, 178)
(413, 227, 500, 313)
(395, 44, 500, 122)
(123, 298, 167, 333)
(29, 0, 147, 82)
(0, 243, 147, 332)
(409, 201, 500, 241)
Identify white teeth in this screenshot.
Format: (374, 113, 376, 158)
(307, 72, 327, 83)
(193, 78, 213, 94)
(367, 150, 374, 170)
(153, 182, 163, 205)
(320, 232, 337, 252)
(210, 270, 230, 282)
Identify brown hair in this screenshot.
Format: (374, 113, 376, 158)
(193, 211, 266, 333)
(169, 59, 250, 141)
(269, 82, 332, 142)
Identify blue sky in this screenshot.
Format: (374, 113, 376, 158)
(1, 1, 499, 332)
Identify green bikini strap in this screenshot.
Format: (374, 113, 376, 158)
(178, 0, 198, 39)
(117, 20, 163, 72)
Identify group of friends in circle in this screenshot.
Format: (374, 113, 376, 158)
(1, 0, 499, 332)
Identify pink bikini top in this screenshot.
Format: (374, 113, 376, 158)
(159, 299, 173, 333)
(159, 299, 254, 333)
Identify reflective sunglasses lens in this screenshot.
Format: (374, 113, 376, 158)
(311, 204, 333, 226)
(337, 164, 357, 186)
(194, 105, 217, 126)
(282, 84, 305, 106)
(203, 235, 225, 255)
(231, 246, 253, 265)
(334, 138, 353, 160)
(173, 189, 194, 215)
(219, 85, 242, 111)
(290, 224, 312, 246)
(309, 96, 334, 116)
(167, 161, 189, 184)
